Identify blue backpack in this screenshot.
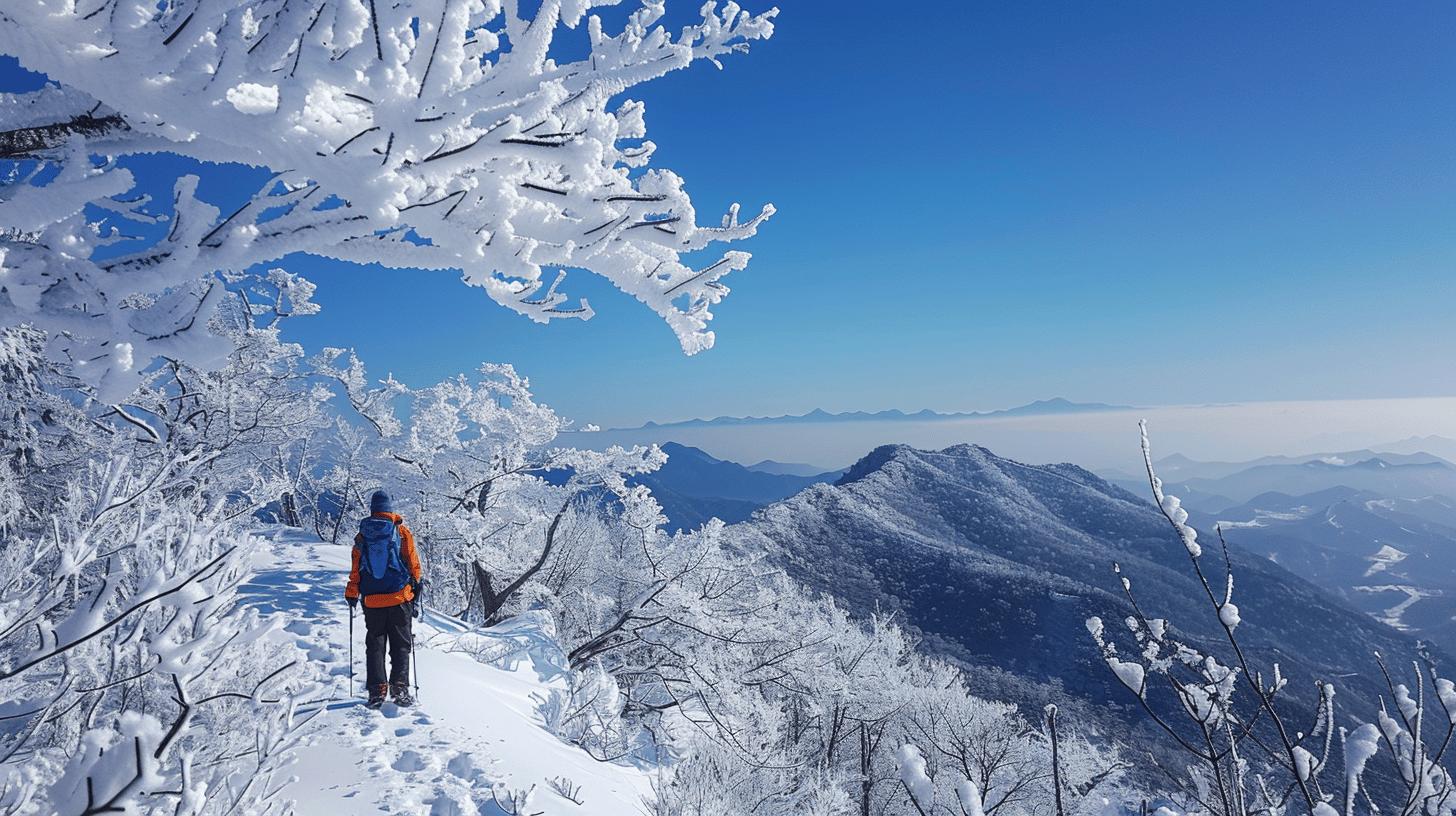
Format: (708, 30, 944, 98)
(356, 517, 409, 596)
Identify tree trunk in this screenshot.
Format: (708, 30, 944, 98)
(328, 476, 352, 544)
(280, 492, 301, 528)
(1047, 705, 1066, 816)
(473, 560, 499, 624)
(476, 497, 571, 624)
(860, 723, 872, 816)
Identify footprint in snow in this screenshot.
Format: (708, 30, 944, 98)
(427, 791, 473, 816)
(445, 753, 483, 782)
(355, 719, 387, 750)
(394, 727, 413, 737)
(363, 747, 395, 777)
(357, 732, 385, 750)
(392, 750, 426, 772)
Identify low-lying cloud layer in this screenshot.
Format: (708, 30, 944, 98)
(568, 398, 1456, 474)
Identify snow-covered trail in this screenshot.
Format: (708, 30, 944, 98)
(239, 527, 656, 816)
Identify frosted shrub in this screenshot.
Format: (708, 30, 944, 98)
(540, 660, 636, 762)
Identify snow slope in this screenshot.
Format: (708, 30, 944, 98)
(239, 527, 655, 816)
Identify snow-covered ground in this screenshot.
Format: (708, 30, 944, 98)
(1354, 583, 1433, 631)
(1363, 543, 1409, 577)
(240, 528, 656, 816)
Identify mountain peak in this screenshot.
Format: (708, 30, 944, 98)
(1158, 452, 1199, 465)
(836, 443, 916, 485)
(659, 441, 716, 461)
(1351, 457, 1391, 470)
(833, 442, 1042, 489)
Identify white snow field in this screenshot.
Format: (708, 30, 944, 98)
(240, 527, 655, 816)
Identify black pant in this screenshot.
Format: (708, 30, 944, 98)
(363, 603, 412, 690)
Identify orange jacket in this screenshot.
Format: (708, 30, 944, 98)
(345, 512, 424, 608)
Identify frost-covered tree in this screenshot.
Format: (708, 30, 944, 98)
(0, 327, 102, 527)
(312, 349, 667, 616)
(643, 590, 1126, 815)
(310, 418, 379, 542)
(118, 269, 332, 511)
(0, 0, 777, 400)
(0, 276, 324, 814)
(0, 407, 310, 815)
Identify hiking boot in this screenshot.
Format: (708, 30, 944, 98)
(367, 684, 388, 709)
(390, 683, 414, 707)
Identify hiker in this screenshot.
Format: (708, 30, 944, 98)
(345, 490, 425, 708)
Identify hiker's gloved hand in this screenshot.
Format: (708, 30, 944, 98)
(346, 595, 358, 610)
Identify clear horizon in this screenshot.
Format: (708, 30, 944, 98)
(599, 393, 1456, 431)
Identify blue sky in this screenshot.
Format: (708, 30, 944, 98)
(6, 2, 1454, 429)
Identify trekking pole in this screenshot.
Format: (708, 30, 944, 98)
(348, 603, 356, 698)
(411, 594, 421, 703)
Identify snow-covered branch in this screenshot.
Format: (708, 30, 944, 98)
(1, 0, 778, 401)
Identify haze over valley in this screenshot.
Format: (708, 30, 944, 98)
(572, 396, 1456, 474)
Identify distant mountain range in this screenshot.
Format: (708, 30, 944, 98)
(1186, 488, 1456, 652)
(1373, 435, 1456, 463)
(629, 442, 840, 531)
(614, 397, 1132, 432)
(640, 442, 1456, 629)
(725, 443, 1435, 767)
(627, 436, 1452, 789)
(1106, 451, 1456, 512)
(1145, 448, 1453, 483)
(1095, 445, 1456, 652)
(745, 459, 832, 478)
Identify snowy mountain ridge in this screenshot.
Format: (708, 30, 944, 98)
(731, 442, 1439, 747)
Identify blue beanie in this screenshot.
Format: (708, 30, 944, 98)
(370, 490, 393, 514)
